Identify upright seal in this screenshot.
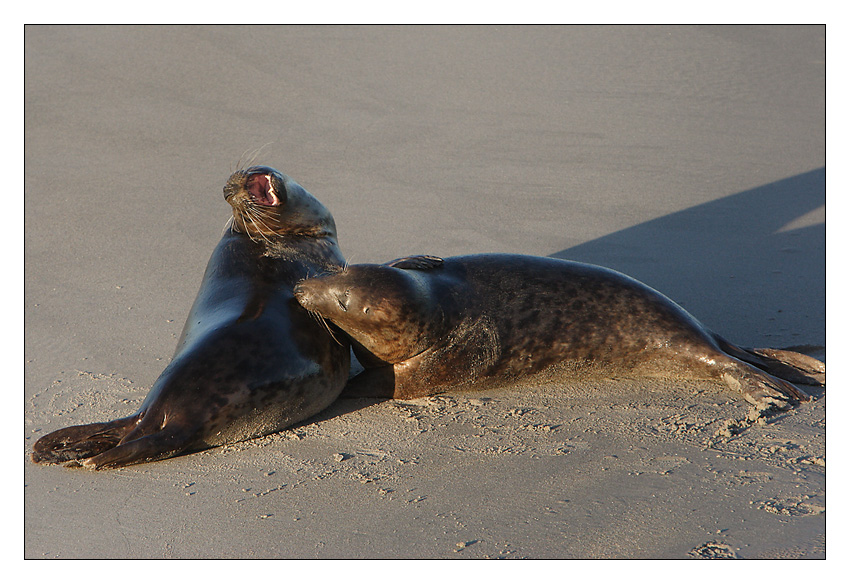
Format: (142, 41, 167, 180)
(294, 254, 824, 406)
(32, 166, 350, 468)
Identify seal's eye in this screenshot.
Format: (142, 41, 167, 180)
(337, 290, 350, 312)
(363, 307, 370, 315)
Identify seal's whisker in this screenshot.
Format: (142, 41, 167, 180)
(244, 208, 277, 245)
(238, 209, 267, 244)
(234, 209, 253, 241)
(236, 142, 277, 173)
(296, 269, 315, 286)
(237, 206, 270, 244)
(246, 142, 275, 169)
(243, 148, 259, 170)
(235, 147, 255, 172)
(306, 308, 343, 346)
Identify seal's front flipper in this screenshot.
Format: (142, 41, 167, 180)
(385, 255, 444, 270)
(80, 430, 192, 469)
(31, 416, 139, 465)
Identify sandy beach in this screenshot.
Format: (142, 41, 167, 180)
(24, 25, 825, 559)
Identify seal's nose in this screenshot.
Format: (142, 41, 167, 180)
(293, 282, 312, 307)
(223, 169, 248, 201)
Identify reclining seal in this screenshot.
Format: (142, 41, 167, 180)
(294, 254, 824, 407)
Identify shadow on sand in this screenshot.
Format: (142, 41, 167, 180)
(550, 168, 825, 348)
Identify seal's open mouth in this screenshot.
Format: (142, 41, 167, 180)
(245, 173, 281, 206)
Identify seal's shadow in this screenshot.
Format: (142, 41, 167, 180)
(550, 168, 825, 348)
(291, 358, 389, 426)
(296, 393, 388, 428)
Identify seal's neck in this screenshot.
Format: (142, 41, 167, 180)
(261, 233, 346, 269)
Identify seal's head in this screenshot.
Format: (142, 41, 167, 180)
(294, 263, 445, 365)
(223, 166, 338, 243)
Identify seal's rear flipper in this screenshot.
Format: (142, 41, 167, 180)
(746, 348, 825, 385)
(720, 362, 811, 411)
(713, 336, 825, 386)
(31, 416, 139, 465)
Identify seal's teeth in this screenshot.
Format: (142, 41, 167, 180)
(266, 180, 280, 206)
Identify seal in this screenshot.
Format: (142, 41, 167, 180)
(32, 166, 350, 468)
(294, 254, 824, 407)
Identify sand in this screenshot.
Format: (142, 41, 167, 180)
(24, 25, 825, 560)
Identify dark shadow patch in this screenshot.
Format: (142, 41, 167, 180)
(551, 168, 825, 346)
(292, 395, 388, 428)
